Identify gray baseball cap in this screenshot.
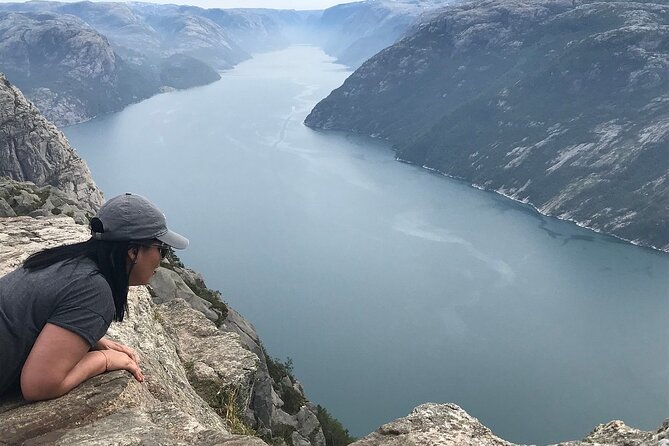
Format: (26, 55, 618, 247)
(90, 193, 189, 249)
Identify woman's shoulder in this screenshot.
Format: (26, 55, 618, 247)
(23, 258, 113, 300)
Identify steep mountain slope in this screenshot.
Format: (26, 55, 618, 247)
(0, 10, 219, 126)
(129, 5, 249, 69)
(306, 0, 669, 251)
(0, 73, 102, 217)
(315, 0, 452, 68)
(166, 6, 310, 54)
(0, 11, 163, 126)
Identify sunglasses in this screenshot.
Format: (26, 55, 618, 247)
(140, 243, 170, 259)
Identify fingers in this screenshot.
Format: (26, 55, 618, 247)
(121, 353, 144, 382)
(129, 362, 145, 383)
(106, 350, 145, 383)
(104, 341, 141, 364)
(126, 347, 140, 364)
(116, 344, 139, 363)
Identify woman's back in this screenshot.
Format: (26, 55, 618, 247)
(0, 258, 114, 395)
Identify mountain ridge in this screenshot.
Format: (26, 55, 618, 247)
(306, 0, 669, 252)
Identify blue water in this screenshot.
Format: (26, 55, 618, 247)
(64, 45, 669, 445)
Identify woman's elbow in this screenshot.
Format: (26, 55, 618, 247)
(20, 373, 66, 402)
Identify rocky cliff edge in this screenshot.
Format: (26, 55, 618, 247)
(0, 216, 264, 446)
(0, 213, 331, 446)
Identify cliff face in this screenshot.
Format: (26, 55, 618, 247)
(0, 11, 167, 126)
(132, 9, 249, 69)
(0, 74, 102, 217)
(305, 0, 669, 251)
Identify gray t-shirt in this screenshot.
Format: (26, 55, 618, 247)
(0, 257, 115, 396)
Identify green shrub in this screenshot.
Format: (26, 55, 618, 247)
(264, 352, 305, 415)
(316, 405, 356, 446)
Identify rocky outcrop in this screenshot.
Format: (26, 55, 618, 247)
(351, 403, 668, 446)
(0, 216, 266, 446)
(0, 177, 93, 224)
(306, 0, 669, 252)
(149, 262, 327, 446)
(0, 74, 102, 215)
(0, 212, 327, 446)
(351, 404, 514, 446)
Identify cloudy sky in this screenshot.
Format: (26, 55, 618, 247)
(0, 0, 356, 9)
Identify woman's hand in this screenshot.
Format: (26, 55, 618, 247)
(21, 324, 144, 401)
(94, 337, 140, 364)
(101, 349, 144, 383)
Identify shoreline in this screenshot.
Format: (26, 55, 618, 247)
(395, 157, 669, 256)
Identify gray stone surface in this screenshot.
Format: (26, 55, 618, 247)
(551, 418, 668, 446)
(150, 267, 220, 323)
(0, 197, 15, 217)
(0, 74, 103, 215)
(150, 263, 328, 445)
(351, 403, 515, 446)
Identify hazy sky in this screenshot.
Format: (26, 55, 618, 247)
(0, 0, 356, 9)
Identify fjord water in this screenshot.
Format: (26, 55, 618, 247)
(65, 46, 668, 445)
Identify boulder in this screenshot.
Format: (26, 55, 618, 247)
(150, 267, 220, 323)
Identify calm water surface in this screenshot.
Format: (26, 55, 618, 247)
(64, 46, 669, 445)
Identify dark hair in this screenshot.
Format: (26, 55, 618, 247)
(23, 238, 140, 322)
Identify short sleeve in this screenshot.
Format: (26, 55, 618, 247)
(47, 274, 115, 347)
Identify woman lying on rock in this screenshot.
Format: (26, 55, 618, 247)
(0, 193, 188, 401)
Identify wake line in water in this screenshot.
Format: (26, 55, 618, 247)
(392, 212, 516, 285)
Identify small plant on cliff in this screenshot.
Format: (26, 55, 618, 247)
(316, 405, 356, 446)
(163, 248, 184, 269)
(266, 354, 295, 381)
(264, 351, 305, 415)
(185, 367, 255, 436)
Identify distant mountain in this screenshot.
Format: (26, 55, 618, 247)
(0, 11, 163, 126)
(0, 1, 311, 125)
(166, 6, 314, 54)
(314, 0, 453, 68)
(306, 0, 669, 251)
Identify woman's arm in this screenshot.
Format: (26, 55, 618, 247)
(20, 323, 144, 401)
